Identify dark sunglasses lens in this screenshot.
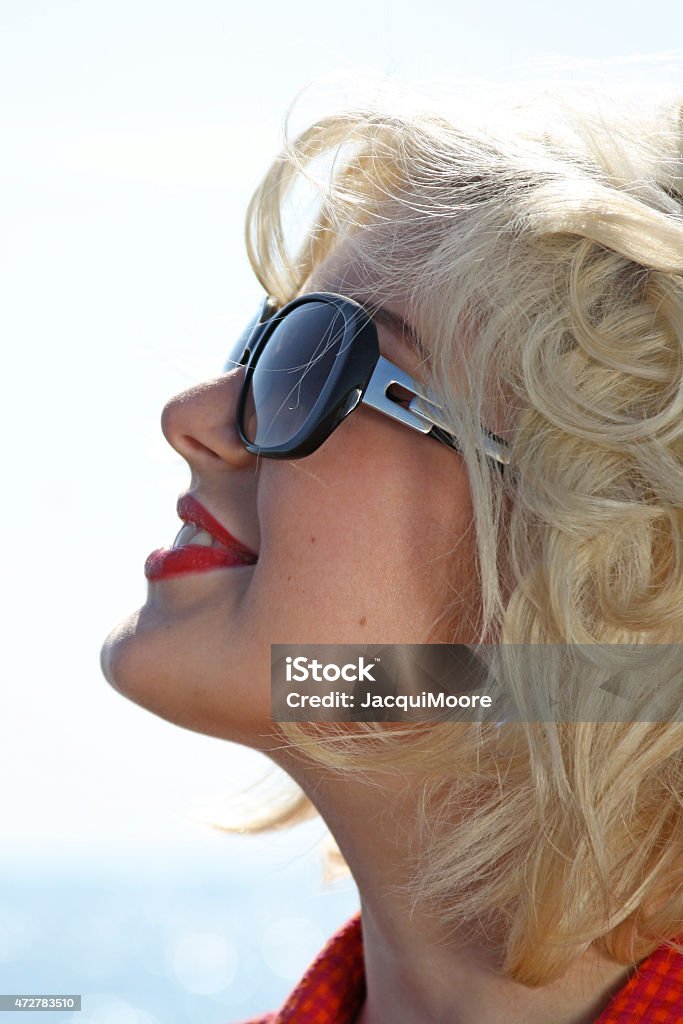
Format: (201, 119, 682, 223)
(243, 302, 347, 449)
(223, 313, 260, 372)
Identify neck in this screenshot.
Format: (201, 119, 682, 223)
(354, 900, 629, 1024)
(278, 756, 631, 1024)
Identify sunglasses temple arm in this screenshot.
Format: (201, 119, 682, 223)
(364, 358, 511, 467)
(410, 393, 511, 467)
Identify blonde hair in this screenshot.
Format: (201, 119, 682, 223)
(244, 82, 683, 985)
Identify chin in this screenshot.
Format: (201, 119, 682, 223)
(99, 608, 277, 751)
(99, 608, 170, 714)
(100, 613, 138, 692)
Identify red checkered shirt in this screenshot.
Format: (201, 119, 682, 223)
(236, 912, 683, 1023)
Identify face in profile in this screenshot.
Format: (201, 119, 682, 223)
(100, 257, 480, 752)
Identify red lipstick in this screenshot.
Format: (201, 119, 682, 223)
(144, 494, 257, 581)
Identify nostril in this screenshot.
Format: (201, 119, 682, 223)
(179, 435, 223, 460)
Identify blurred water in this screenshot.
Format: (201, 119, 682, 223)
(0, 832, 359, 1023)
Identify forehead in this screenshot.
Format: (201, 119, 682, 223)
(305, 242, 388, 302)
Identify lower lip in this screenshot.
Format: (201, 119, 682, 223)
(144, 546, 256, 581)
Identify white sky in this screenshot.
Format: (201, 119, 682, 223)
(1, 2, 681, 854)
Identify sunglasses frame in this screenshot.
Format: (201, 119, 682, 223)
(231, 292, 512, 468)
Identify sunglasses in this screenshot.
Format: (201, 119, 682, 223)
(223, 292, 511, 467)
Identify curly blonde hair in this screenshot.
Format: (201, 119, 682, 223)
(244, 82, 683, 986)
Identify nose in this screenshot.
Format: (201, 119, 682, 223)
(160, 368, 256, 470)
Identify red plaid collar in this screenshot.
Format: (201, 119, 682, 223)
(240, 912, 683, 1024)
(238, 914, 364, 1024)
(596, 940, 683, 1024)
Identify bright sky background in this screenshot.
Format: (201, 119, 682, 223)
(2, 2, 681, 861)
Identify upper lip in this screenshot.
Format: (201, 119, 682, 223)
(177, 494, 258, 561)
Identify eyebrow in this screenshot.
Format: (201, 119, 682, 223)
(356, 300, 427, 358)
(294, 282, 427, 357)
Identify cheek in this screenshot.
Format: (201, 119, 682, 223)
(253, 425, 478, 643)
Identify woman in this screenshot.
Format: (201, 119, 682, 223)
(101, 82, 683, 1023)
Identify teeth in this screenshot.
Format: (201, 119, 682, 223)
(172, 523, 215, 549)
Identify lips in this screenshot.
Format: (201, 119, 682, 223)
(144, 494, 257, 581)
